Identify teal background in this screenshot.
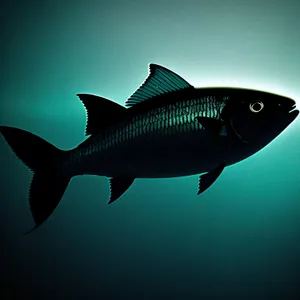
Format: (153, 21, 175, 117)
(1, 0, 300, 299)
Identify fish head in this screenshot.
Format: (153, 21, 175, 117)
(221, 89, 299, 146)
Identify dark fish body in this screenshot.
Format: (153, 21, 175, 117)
(68, 87, 295, 178)
(0, 64, 298, 233)
(68, 89, 228, 178)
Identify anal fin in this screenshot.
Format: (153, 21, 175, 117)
(197, 162, 226, 195)
(108, 176, 135, 204)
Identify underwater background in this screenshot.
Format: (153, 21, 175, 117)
(1, 0, 300, 299)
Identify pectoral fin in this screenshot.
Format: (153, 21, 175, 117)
(197, 162, 226, 195)
(196, 117, 227, 136)
(196, 116, 248, 143)
(108, 176, 135, 204)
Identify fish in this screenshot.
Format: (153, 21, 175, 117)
(0, 63, 298, 233)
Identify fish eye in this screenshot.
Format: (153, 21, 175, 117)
(249, 101, 264, 113)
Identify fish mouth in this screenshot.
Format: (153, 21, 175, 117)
(289, 107, 299, 119)
(287, 104, 299, 124)
(282, 99, 299, 123)
(281, 98, 298, 114)
(289, 104, 297, 113)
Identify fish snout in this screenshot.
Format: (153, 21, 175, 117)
(285, 98, 299, 120)
(280, 98, 297, 113)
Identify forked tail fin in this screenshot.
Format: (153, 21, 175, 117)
(0, 126, 71, 234)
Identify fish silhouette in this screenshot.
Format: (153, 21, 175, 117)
(0, 64, 298, 233)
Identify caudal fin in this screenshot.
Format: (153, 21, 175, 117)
(0, 126, 71, 234)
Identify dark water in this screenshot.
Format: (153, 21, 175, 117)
(1, 1, 300, 299)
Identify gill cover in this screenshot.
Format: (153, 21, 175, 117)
(221, 100, 262, 144)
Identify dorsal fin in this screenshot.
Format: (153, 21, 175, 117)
(77, 94, 126, 135)
(125, 64, 194, 107)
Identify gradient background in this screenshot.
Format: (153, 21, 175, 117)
(1, 0, 300, 299)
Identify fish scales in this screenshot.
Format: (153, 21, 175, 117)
(72, 96, 223, 165)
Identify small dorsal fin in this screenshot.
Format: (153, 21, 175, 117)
(77, 94, 126, 135)
(125, 64, 194, 107)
